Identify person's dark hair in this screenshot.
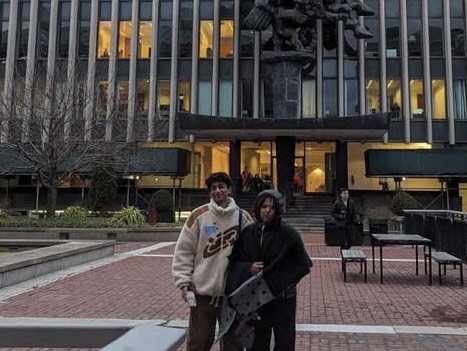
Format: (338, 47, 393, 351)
(253, 189, 284, 222)
(339, 188, 349, 195)
(205, 172, 232, 190)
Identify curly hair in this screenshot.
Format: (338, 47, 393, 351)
(205, 172, 232, 190)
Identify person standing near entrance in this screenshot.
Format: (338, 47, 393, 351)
(331, 188, 357, 249)
(172, 172, 253, 351)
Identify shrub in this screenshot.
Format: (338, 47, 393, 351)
(110, 206, 146, 227)
(62, 206, 88, 220)
(151, 189, 173, 210)
(88, 163, 118, 211)
(391, 191, 418, 215)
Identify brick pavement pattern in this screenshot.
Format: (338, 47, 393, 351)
(0, 235, 466, 350)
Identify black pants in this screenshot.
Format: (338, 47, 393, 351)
(340, 225, 353, 249)
(247, 296, 297, 351)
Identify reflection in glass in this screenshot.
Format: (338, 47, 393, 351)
(365, 79, 380, 114)
(387, 79, 401, 118)
(117, 81, 129, 113)
(157, 81, 170, 117)
(324, 79, 337, 118)
(365, 19, 379, 57)
(219, 80, 233, 116)
(198, 81, 212, 115)
(139, 22, 152, 58)
(240, 30, 254, 57)
(432, 79, 446, 119)
(345, 80, 359, 116)
(453, 80, 466, 120)
(429, 20, 443, 56)
(220, 20, 234, 58)
(451, 19, 465, 57)
(407, 19, 421, 56)
(410, 79, 424, 118)
(98, 21, 111, 58)
(200, 21, 214, 58)
(39, 2, 50, 58)
(302, 80, 316, 118)
(18, 1, 30, 58)
(98, 81, 109, 115)
(136, 80, 150, 113)
(118, 21, 132, 58)
(386, 20, 400, 57)
(178, 81, 191, 112)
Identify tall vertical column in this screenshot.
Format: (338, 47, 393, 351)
(229, 140, 241, 196)
(127, 0, 139, 142)
(65, 0, 79, 141)
(168, 0, 180, 142)
(147, 0, 160, 142)
(105, 0, 119, 141)
(335, 141, 348, 192)
(276, 136, 295, 210)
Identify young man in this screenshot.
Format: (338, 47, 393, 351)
(331, 188, 357, 249)
(172, 172, 253, 351)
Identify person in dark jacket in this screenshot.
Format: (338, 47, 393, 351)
(331, 188, 357, 249)
(220, 189, 311, 351)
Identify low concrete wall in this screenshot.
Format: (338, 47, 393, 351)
(0, 228, 181, 242)
(0, 240, 115, 288)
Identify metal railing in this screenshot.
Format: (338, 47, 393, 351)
(404, 210, 467, 261)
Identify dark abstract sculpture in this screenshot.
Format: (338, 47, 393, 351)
(244, 0, 374, 52)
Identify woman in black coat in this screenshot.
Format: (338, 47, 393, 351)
(222, 190, 311, 351)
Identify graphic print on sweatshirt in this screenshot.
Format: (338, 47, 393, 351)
(203, 225, 238, 258)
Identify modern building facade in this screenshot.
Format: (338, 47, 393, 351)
(0, 0, 467, 209)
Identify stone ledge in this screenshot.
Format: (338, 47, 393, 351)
(0, 240, 115, 288)
(0, 228, 181, 242)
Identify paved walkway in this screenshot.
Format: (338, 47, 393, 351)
(0, 235, 466, 350)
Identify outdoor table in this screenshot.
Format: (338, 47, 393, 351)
(371, 234, 432, 285)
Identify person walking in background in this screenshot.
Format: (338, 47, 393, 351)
(219, 189, 311, 350)
(252, 174, 264, 193)
(331, 188, 357, 249)
(241, 166, 252, 193)
(172, 172, 253, 351)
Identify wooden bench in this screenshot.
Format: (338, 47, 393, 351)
(341, 249, 367, 283)
(424, 251, 464, 286)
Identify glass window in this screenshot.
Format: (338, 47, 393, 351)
(365, 19, 379, 57)
(429, 19, 443, 57)
(140, 1, 152, 20)
(386, 19, 400, 57)
(117, 81, 129, 114)
(178, 81, 191, 112)
(428, 0, 443, 17)
(158, 2, 172, 58)
(98, 81, 109, 115)
(39, 1, 50, 58)
(323, 79, 337, 118)
(200, 0, 214, 19)
(241, 79, 253, 117)
(451, 0, 465, 17)
(451, 19, 465, 57)
(344, 80, 359, 116)
(178, 1, 192, 58)
(220, 0, 234, 18)
(219, 80, 232, 117)
(407, 19, 421, 57)
(99, 1, 112, 20)
(119, 1, 131, 20)
(18, 1, 30, 59)
(118, 21, 132, 58)
(198, 81, 212, 115)
(0, 2, 9, 58)
(323, 59, 337, 77)
(199, 20, 214, 58)
(366, 79, 380, 114)
(410, 79, 424, 118)
(453, 80, 467, 120)
(387, 79, 402, 118)
(432, 79, 446, 119)
(157, 80, 170, 118)
(344, 60, 357, 78)
(98, 21, 112, 58)
(78, 1, 91, 57)
(302, 79, 316, 118)
(385, 0, 400, 17)
(139, 22, 152, 58)
(136, 80, 150, 114)
(220, 20, 234, 58)
(58, 1, 71, 58)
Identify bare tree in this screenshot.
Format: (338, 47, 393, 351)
(0, 62, 127, 217)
